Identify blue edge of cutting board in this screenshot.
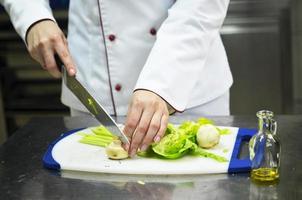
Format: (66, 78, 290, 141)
(42, 127, 257, 174)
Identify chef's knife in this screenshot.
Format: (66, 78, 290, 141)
(57, 56, 129, 144)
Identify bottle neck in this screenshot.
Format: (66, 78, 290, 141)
(258, 117, 272, 135)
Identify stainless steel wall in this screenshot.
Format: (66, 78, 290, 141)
(291, 0, 302, 113)
(222, 0, 292, 114)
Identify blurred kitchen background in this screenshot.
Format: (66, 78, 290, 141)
(0, 0, 301, 143)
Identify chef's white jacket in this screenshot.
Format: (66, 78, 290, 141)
(1, 0, 233, 116)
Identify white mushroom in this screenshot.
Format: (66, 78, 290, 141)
(105, 140, 129, 160)
(196, 124, 220, 149)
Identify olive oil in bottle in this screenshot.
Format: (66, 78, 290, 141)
(251, 167, 279, 182)
(249, 110, 281, 183)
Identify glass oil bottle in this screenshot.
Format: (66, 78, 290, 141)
(249, 110, 281, 183)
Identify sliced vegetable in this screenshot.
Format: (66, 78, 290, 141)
(78, 125, 117, 147)
(79, 118, 229, 163)
(106, 140, 128, 160)
(91, 126, 117, 138)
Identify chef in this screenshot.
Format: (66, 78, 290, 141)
(0, 0, 233, 157)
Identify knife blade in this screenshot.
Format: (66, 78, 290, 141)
(59, 60, 129, 144)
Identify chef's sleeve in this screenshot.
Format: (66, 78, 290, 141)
(134, 0, 230, 112)
(0, 0, 55, 42)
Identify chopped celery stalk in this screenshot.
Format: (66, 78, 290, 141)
(191, 143, 228, 162)
(194, 149, 228, 162)
(78, 125, 116, 147)
(79, 139, 109, 147)
(86, 134, 116, 140)
(91, 126, 116, 137)
(81, 136, 112, 143)
(217, 128, 231, 135)
(79, 133, 114, 140)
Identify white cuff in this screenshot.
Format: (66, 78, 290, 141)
(2, 0, 55, 42)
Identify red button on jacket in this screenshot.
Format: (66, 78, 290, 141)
(108, 34, 116, 41)
(115, 84, 122, 91)
(150, 28, 157, 36)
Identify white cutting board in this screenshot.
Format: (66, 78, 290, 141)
(43, 126, 256, 175)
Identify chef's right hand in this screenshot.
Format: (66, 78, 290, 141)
(26, 20, 76, 78)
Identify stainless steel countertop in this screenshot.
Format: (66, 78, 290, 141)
(0, 115, 301, 200)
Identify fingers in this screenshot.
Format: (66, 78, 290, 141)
(124, 90, 170, 157)
(128, 109, 169, 158)
(54, 36, 76, 76)
(123, 102, 143, 141)
(129, 108, 155, 157)
(140, 112, 168, 152)
(123, 102, 143, 151)
(26, 20, 76, 77)
(155, 114, 169, 142)
(140, 111, 162, 151)
(40, 45, 61, 78)
(124, 94, 170, 157)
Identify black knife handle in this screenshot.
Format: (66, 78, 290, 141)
(54, 54, 63, 72)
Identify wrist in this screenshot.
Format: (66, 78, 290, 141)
(133, 88, 177, 115)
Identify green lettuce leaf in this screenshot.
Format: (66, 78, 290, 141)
(152, 133, 189, 159)
(197, 118, 214, 126)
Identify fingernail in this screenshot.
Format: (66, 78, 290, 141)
(154, 136, 161, 143)
(130, 149, 136, 158)
(69, 68, 76, 75)
(140, 144, 148, 152)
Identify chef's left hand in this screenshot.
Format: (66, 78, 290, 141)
(124, 90, 170, 157)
